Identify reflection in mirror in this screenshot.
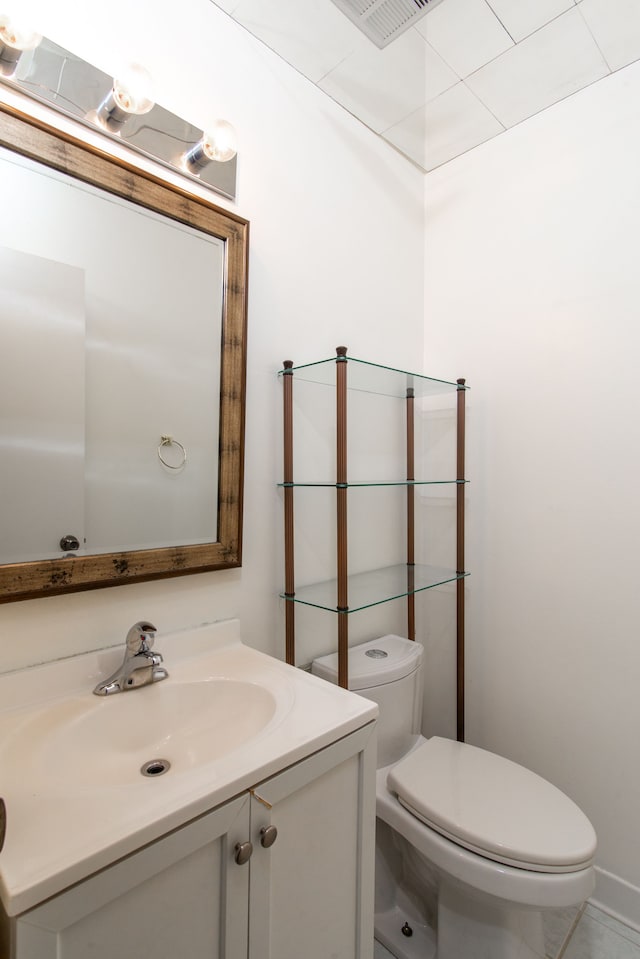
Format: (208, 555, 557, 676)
(0, 102, 248, 601)
(1, 152, 223, 562)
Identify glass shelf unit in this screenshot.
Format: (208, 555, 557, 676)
(280, 347, 468, 740)
(280, 564, 469, 614)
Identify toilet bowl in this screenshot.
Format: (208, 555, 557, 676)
(312, 635, 597, 959)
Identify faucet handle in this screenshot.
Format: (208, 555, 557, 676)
(126, 621, 157, 654)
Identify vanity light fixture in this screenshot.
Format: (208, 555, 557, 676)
(0, 25, 238, 200)
(0, 13, 41, 76)
(95, 62, 155, 133)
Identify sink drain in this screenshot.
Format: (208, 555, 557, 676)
(141, 758, 171, 778)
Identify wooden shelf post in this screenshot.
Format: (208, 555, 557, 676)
(336, 347, 349, 688)
(283, 360, 295, 666)
(456, 379, 466, 742)
(406, 388, 416, 641)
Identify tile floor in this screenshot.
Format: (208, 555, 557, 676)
(373, 902, 640, 959)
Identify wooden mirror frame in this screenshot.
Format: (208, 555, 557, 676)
(0, 102, 248, 602)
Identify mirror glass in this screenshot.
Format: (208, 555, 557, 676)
(0, 104, 248, 601)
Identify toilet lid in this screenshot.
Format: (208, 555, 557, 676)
(387, 738, 597, 873)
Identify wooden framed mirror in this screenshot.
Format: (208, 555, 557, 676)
(0, 102, 248, 602)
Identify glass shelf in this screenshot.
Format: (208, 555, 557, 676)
(280, 564, 469, 614)
(278, 479, 467, 488)
(278, 355, 468, 399)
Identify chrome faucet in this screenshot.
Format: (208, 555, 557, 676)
(93, 621, 168, 695)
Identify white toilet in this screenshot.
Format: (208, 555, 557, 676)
(312, 635, 597, 959)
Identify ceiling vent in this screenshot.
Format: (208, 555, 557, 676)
(330, 0, 447, 49)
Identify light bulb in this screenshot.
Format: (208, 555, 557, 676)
(112, 63, 154, 117)
(183, 120, 237, 174)
(95, 62, 155, 133)
(201, 121, 237, 163)
(0, 13, 41, 69)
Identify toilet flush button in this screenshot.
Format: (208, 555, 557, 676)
(365, 649, 388, 659)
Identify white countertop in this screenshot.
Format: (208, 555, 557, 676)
(0, 619, 377, 916)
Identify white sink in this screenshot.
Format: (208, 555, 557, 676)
(0, 618, 377, 916)
(5, 678, 277, 788)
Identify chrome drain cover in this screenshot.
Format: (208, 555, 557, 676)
(141, 758, 171, 777)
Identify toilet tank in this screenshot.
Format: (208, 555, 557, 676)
(312, 635, 423, 768)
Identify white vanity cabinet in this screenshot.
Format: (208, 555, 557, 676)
(7, 722, 376, 959)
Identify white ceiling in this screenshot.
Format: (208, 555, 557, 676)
(212, 0, 640, 171)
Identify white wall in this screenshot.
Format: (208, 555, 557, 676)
(424, 61, 640, 926)
(0, 0, 424, 672)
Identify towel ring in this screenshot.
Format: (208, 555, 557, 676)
(158, 435, 187, 470)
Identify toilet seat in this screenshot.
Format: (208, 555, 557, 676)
(387, 737, 597, 873)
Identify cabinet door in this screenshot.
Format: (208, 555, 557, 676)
(248, 722, 376, 959)
(15, 793, 251, 959)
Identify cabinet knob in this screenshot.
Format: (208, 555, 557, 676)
(59, 534, 80, 551)
(260, 825, 278, 848)
(234, 841, 253, 865)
